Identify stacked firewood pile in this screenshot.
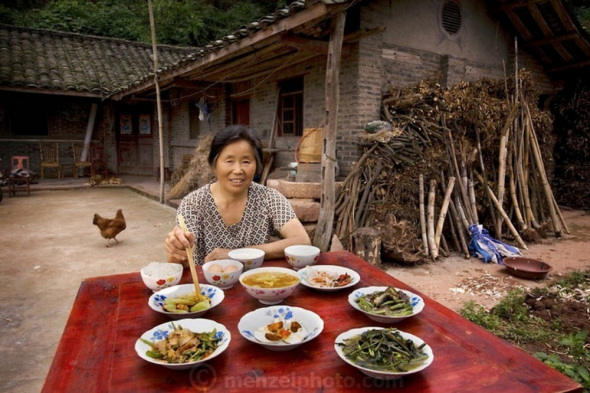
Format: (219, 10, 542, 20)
(551, 78, 590, 209)
(335, 70, 569, 264)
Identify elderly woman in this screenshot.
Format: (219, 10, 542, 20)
(165, 125, 311, 267)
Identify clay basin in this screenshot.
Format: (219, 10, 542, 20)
(503, 257, 552, 280)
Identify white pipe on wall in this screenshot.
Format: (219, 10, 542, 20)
(81, 103, 98, 162)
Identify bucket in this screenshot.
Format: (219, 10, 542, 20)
(297, 128, 323, 163)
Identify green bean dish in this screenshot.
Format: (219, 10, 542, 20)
(337, 328, 429, 372)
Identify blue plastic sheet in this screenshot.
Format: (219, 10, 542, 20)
(468, 224, 521, 264)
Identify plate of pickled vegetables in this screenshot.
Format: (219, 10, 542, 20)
(148, 283, 224, 319)
(334, 327, 433, 379)
(348, 286, 424, 323)
(135, 318, 231, 370)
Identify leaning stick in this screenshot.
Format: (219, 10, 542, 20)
(427, 179, 438, 259)
(441, 170, 469, 258)
(508, 168, 527, 230)
(419, 174, 429, 257)
(524, 102, 561, 237)
(475, 128, 498, 231)
(496, 103, 520, 237)
(435, 177, 456, 249)
(475, 172, 528, 250)
(447, 129, 473, 224)
(468, 171, 479, 225)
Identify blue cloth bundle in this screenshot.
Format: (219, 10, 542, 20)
(468, 224, 521, 264)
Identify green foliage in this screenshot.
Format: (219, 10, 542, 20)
(535, 331, 590, 390)
(0, 0, 290, 46)
(460, 270, 590, 392)
(575, 6, 590, 31)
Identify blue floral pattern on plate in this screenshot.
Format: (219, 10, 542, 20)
(149, 321, 228, 344)
(153, 287, 218, 307)
(240, 306, 320, 343)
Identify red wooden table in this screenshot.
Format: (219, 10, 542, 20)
(42, 251, 582, 393)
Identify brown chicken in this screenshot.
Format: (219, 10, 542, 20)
(93, 209, 126, 247)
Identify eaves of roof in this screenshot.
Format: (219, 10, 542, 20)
(490, 0, 590, 75)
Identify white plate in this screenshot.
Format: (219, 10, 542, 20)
(135, 318, 231, 370)
(298, 265, 360, 292)
(238, 306, 324, 351)
(148, 283, 224, 319)
(334, 327, 433, 380)
(348, 286, 424, 323)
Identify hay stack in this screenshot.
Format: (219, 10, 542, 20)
(167, 135, 214, 200)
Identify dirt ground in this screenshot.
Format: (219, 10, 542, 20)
(385, 209, 590, 312)
(0, 186, 589, 392)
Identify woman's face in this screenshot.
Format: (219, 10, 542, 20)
(213, 139, 257, 195)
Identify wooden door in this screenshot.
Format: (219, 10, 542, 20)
(118, 112, 154, 175)
(233, 99, 250, 126)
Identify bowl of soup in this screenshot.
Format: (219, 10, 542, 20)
(239, 267, 300, 305)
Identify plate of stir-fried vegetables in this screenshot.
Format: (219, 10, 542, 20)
(135, 318, 231, 370)
(348, 286, 424, 323)
(334, 327, 433, 380)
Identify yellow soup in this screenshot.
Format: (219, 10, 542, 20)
(242, 272, 299, 288)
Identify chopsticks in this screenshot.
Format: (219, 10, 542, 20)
(177, 214, 203, 299)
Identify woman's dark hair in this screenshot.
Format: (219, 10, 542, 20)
(208, 125, 264, 175)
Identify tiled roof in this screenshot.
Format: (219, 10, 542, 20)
(0, 24, 196, 97)
(0, 0, 311, 98)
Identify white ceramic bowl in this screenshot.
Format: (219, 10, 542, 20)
(148, 283, 224, 319)
(239, 267, 300, 305)
(334, 327, 433, 380)
(298, 265, 360, 292)
(140, 262, 183, 292)
(203, 259, 243, 289)
(238, 306, 324, 351)
(228, 248, 265, 271)
(348, 286, 424, 323)
(284, 245, 320, 270)
(135, 318, 231, 370)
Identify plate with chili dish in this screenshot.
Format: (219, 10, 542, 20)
(298, 265, 360, 292)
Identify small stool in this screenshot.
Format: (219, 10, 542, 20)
(156, 167, 171, 182)
(8, 175, 31, 197)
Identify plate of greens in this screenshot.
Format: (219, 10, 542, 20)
(334, 327, 433, 380)
(348, 286, 424, 323)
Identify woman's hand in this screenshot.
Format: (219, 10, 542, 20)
(165, 226, 196, 266)
(204, 248, 231, 263)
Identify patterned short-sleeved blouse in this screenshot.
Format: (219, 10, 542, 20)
(176, 181, 296, 265)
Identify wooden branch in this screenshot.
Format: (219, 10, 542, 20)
(435, 177, 456, 249)
(475, 172, 528, 250)
(427, 179, 438, 259)
(419, 174, 429, 257)
(524, 102, 561, 237)
(475, 128, 498, 231)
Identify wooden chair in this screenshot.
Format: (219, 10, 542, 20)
(9, 156, 31, 196)
(72, 143, 92, 178)
(39, 142, 62, 179)
(90, 146, 108, 177)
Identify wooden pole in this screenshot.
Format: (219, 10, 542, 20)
(419, 174, 429, 257)
(427, 179, 438, 259)
(435, 177, 456, 249)
(148, 0, 165, 203)
(475, 172, 528, 250)
(314, 12, 346, 252)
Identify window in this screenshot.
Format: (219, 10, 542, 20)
(278, 77, 303, 137)
(8, 95, 49, 136)
(441, 0, 463, 37)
